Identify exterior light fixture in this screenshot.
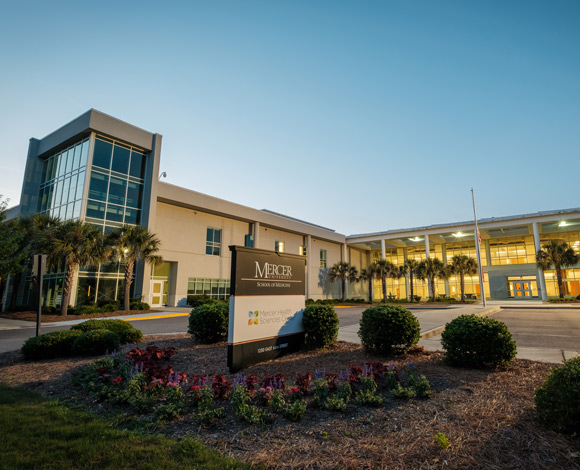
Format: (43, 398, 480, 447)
(159, 171, 167, 179)
(409, 237, 422, 242)
(558, 221, 568, 227)
(452, 232, 464, 238)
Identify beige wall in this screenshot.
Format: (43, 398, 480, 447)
(148, 202, 346, 306)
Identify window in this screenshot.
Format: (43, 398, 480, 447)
(299, 245, 306, 256)
(275, 241, 285, 253)
(206, 228, 222, 255)
(187, 278, 230, 300)
(320, 249, 327, 268)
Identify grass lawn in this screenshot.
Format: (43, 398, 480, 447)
(0, 383, 250, 470)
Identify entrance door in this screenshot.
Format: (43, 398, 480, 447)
(150, 280, 164, 307)
(512, 281, 533, 298)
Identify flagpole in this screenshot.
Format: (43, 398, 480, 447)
(471, 188, 487, 307)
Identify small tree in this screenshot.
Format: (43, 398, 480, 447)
(43, 220, 106, 316)
(372, 259, 395, 303)
(536, 240, 580, 298)
(449, 255, 478, 302)
(403, 258, 421, 302)
(359, 266, 375, 302)
(417, 257, 448, 302)
(107, 225, 162, 311)
(328, 261, 358, 302)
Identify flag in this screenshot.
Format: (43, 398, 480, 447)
(477, 230, 482, 244)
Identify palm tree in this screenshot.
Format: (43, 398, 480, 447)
(449, 255, 478, 302)
(43, 220, 106, 316)
(536, 240, 580, 298)
(359, 266, 376, 302)
(416, 257, 448, 302)
(107, 225, 162, 311)
(403, 258, 421, 302)
(372, 259, 395, 303)
(328, 261, 358, 302)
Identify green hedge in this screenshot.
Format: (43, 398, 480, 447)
(71, 319, 143, 344)
(358, 305, 420, 354)
(302, 304, 339, 348)
(72, 329, 121, 356)
(441, 314, 516, 368)
(21, 330, 83, 360)
(188, 302, 229, 343)
(535, 357, 580, 433)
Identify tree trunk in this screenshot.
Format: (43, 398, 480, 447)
(341, 279, 346, 302)
(556, 266, 564, 299)
(368, 279, 373, 302)
(460, 273, 465, 302)
(9, 273, 21, 311)
(430, 275, 436, 301)
(60, 265, 76, 316)
(124, 261, 135, 311)
(382, 277, 387, 303)
(409, 273, 414, 302)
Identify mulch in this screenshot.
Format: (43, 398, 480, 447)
(0, 309, 164, 323)
(0, 335, 578, 469)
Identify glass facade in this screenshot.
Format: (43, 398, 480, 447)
(77, 135, 148, 305)
(38, 137, 89, 220)
(488, 236, 535, 265)
(187, 278, 230, 299)
(320, 249, 327, 268)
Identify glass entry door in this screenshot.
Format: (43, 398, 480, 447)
(150, 280, 165, 307)
(511, 281, 533, 297)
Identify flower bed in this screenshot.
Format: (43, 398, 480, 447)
(72, 346, 432, 425)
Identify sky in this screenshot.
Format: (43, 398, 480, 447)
(0, 0, 578, 236)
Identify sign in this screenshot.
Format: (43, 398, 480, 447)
(228, 246, 306, 371)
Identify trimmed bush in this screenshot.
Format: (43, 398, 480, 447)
(71, 319, 143, 344)
(187, 294, 217, 308)
(72, 329, 121, 356)
(302, 304, 339, 348)
(75, 305, 101, 316)
(21, 330, 83, 360)
(100, 303, 120, 313)
(441, 314, 516, 368)
(535, 357, 580, 433)
(188, 302, 229, 343)
(130, 301, 150, 310)
(358, 305, 420, 354)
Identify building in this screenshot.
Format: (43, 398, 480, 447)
(3, 110, 580, 309)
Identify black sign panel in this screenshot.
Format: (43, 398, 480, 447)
(229, 246, 306, 296)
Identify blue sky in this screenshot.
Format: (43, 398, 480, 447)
(1, 1, 578, 235)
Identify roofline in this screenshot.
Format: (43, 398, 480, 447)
(347, 207, 580, 242)
(156, 182, 346, 244)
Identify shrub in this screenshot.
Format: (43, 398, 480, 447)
(358, 305, 421, 354)
(188, 302, 229, 343)
(441, 314, 516, 368)
(21, 330, 83, 360)
(74, 304, 101, 315)
(72, 329, 121, 356)
(535, 357, 580, 433)
(41, 305, 57, 315)
(71, 319, 143, 344)
(100, 303, 120, 313)
(130, 301, 150, 310)
(302, 304, 339, 348)
(187, 294, 217, 308)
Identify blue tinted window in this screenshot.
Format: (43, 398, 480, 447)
(112, 145, 130, 174)
(86, 200, 105, 219)
(124, 207, 141, 225)
(79, 140, 89, 167)
(106, 204, 124, 222)
(88, 172, 108, 202)
(126, 181, 143, 208)
(108, 177, 126, 205)
(93, 139, 113, 169)
(129, 151, 146, 179)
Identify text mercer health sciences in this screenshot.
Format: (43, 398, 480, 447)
(247, 308, 296, 326)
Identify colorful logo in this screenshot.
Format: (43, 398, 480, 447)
(247, 310, 259, 325)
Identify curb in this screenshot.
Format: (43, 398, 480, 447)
(419, 306, 502, 340)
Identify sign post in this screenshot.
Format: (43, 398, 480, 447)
(227, 246, 306, 372)
(33, 254, 46, 337)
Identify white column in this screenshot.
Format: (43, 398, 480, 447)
(306, 235, 312, 299)
(342, 243, 348, 299)
(254, 222, 260, 249)
(533, 222, 548, 300)
(424, 233, 430, 258)
(380, 239, 386, 260)
(403, 248, 410, 299)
